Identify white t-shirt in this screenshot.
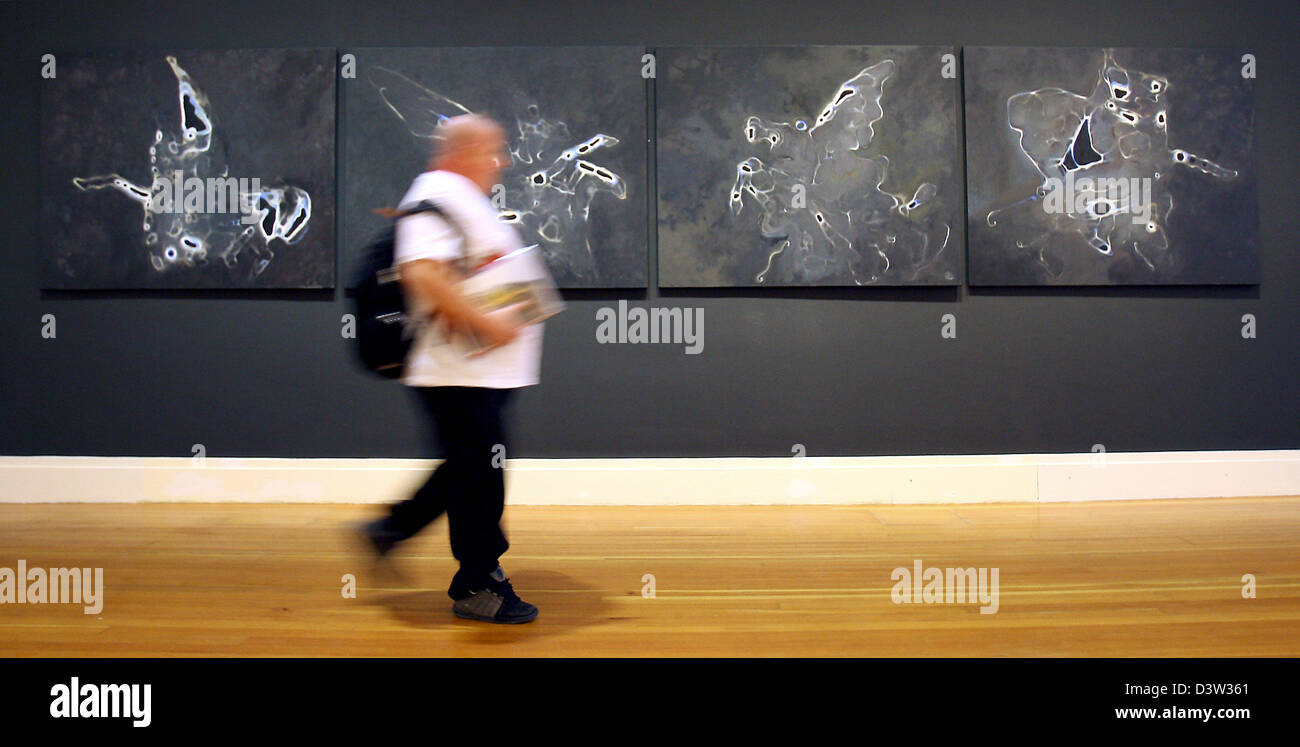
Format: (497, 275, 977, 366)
(394, 170, 544, 389)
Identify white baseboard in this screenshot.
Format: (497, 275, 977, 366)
(0, 451, 1297, 505)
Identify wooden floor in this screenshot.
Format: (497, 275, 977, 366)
(0, 498, 1297, 656)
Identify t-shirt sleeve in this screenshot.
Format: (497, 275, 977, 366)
(394, 211, 462, 264)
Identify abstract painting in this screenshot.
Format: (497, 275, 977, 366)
(657, 46, 962, 287)
(40, 49, 336, 289)
(342, 46, 648, 288)
(965, 47, 1259, 285)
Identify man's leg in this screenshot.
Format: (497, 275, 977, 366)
(440, 386, 536, 623)
(442, 386, 512, 586)
(375, 386, 460, 544)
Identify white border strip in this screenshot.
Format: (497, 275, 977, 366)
(0, 451, 1297, 504)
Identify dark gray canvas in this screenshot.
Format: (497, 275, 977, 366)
(657, 46, 962, 287)
(965, 47, 1259, 286)
(40, 49, 336, 289)
(342, 46, 648, 288)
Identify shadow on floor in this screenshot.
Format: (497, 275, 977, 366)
(369, 569, 617, 643)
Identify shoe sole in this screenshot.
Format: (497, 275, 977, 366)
(452, 606, 539, 624)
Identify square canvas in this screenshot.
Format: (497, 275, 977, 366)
(657, 46, 962, 287)
(40, 49, 337, 289)
(342, 46, 648, 288)
(965, 47, 1259, 285)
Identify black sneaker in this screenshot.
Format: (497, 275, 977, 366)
(356, 518, 404, 558)
(450, 566, 539, 624)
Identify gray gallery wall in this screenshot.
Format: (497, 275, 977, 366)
(1, 0, 1296, 459)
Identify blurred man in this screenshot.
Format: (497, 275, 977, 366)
(361, 114, 542, 624)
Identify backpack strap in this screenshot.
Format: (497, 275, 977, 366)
(392, 199, 470, 275)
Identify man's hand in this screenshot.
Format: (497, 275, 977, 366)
(399, 258, 521, 356)
(433, 308, 520, 356)
(468, 312, 520, 356)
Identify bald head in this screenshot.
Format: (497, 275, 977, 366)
(430, 114, 511, 193)
(436, 114, 505, 158)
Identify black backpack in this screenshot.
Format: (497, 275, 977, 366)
(350, 200, 458, 379)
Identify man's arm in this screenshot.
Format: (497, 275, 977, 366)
(393, 204, 519, 354)
(399, 258, 519, 352)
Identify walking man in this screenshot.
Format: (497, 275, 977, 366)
(362, 114, 542, 624)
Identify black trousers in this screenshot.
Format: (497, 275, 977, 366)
(385, 385, 513, 580)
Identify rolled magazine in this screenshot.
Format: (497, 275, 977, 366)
(431, 243, 565, 353)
